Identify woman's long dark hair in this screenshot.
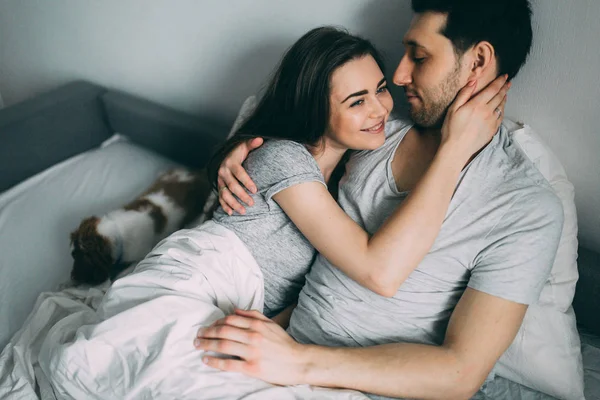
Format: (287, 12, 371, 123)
(208, 26, 386, 189)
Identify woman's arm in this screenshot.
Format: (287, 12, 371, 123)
(274, 77, 509, 297)
(273, 155, 456, 297)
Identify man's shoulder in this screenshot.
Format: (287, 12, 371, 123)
(465, 124, 564, 228)
(485, 130, 564, 232)
(480, 124, 555, 191)
(513, 180, 564, 226)
(499, 121, 563, 209)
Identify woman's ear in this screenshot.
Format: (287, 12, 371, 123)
(466, 41, 496, 81)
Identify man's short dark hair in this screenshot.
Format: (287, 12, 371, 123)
(411, 0, 533, 80)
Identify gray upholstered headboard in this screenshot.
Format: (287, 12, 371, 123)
(0, 81, 230, 193)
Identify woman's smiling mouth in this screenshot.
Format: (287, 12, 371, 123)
(362, 120, 385, 133)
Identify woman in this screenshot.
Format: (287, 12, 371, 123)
(40, 27, 507, 398)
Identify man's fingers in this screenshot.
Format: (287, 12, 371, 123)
(209, 314, 260, 331)
(233, 309, 285, 335)
(200, 311, 270, 334)
(195, 337, 251, 358)
(202, 355, 248, 373)
(198, 313, 269, 337)
(235, 308, 271, 322)
(197, 323, 251, 342)
(196, 311, 273, 340)
(198, 323, 267, 350)
(471, 74, 508, 106)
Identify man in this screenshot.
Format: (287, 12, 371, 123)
(197, 1, 563, 399)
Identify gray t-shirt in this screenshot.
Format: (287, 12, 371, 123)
(288, 119, 563, 397)
(213, 139, 325, 317)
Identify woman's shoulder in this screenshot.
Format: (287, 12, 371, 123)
(256, 139, 310, 154)
(243, 139, 323, 193)
(247, 139, 314, 166)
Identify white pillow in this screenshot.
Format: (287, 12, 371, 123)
(496, 121, 584, 399)
(196, 95, 257, 224)
(0, 135, 180, 348)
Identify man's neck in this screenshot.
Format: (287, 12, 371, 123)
(413, 125, 443, 153)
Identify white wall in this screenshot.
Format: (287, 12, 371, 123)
(0, 0, 410, 119)
(0, 0, 599, 251)
(504, 0, 600, 251)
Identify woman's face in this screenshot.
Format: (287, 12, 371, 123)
(326, 55, 393, 151)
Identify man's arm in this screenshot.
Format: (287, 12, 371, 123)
(196, 288, 527, 400)
(299, 289, 527, 399)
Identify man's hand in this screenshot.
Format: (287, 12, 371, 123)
(217, 137, 263, 215)
(194, 309, 308, 386)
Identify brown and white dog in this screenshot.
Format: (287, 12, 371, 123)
(70, 168, 211, 285)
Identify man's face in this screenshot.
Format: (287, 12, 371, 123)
(393, 12, 471, 128)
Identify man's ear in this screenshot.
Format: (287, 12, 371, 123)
(466, 41, 496, 81)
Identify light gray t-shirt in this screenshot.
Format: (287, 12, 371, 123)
(213, 139, 325, 317)
(288, 119, 563, 397)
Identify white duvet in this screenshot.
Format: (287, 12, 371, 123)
(0, 221, 367, 400)
(3, 220, 596, 400)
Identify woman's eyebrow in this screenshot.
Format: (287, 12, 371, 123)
(341, 78, 387, 104)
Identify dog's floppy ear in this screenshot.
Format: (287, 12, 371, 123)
(70, 216, 98, 246)
(71, 257, 111, 285)
(69, 216, 113, 285)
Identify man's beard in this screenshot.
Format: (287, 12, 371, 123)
(409, 64, 461, 129)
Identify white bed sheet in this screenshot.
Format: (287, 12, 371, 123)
(3, 275, 598, 400)
(0, 223, 369, 400)
(1, 219, 598, 400)
(0, 281, 369, 400)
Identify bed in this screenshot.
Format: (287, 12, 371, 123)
(0, 81, 598, 400)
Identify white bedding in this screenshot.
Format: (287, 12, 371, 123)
(1, 284, 599, 400)
(1, 221, 598, 399)
(0, 222, 367, 400)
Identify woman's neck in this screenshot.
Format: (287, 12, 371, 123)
(307, 138, 347, 183)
